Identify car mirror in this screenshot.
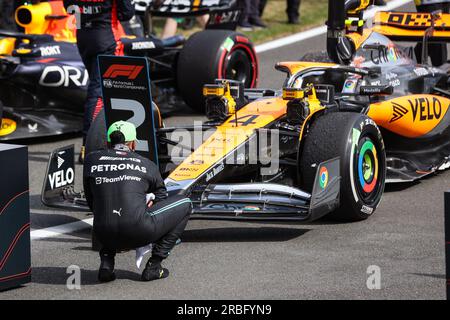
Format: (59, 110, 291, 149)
(359, 85, 394, 96)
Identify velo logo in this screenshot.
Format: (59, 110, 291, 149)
(103, 64, 144, 80)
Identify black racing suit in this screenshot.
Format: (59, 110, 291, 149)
(83, 145, 192, 259)
(64, 0, 135, 143)
(0, 0, 16, 31)
(286, 0, 301, 24)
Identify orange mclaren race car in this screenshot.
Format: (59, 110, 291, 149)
(42, 0, 450, 223)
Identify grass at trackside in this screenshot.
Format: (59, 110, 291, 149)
(244, 0, 328, 44)
(152, 0, 328, 44)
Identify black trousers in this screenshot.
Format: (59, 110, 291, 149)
(415, 3, 450, 66)
(101, 195, 192, 260)
(258, 0, 302, 20)
(286, 0, 302, 22)
(77, 29, 117, 144)
(239, 0, 261, 23)
(0, 0, 16, 30)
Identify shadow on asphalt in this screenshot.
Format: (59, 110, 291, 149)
(31, 267, 140, 285)
(28, 151, 53, 163)
(37, 237, 90, 243)
(410, 273, 446, 280)
(33, 226, 309, 255)
(31, 210, 91, 231)
(385, 181, 420, 193)
(181, 227, 309, 242)
(71, 246, 93, 251)
(33, 225, 308, 249)
(30, 195, 49, 211)
(0, 284, 28, 293)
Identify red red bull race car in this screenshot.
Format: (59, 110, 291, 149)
(0, 0, 258, 140)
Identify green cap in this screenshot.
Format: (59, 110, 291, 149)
(107, 121, 137, 143)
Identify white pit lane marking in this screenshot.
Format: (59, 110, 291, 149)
(31, 218, 93, 241)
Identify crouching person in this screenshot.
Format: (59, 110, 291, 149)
(83, 121, 192, 283)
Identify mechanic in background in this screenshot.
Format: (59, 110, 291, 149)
(286, 0, 301, 25)
(0, 0, 20, 31)
(239, 0, 266, 30)
(64, 0, 135, 163)
(83, 121, 192, 283)
(161, 15, 209, 39)
(415, 0, 450, 66)
(258, 0, 301, 25)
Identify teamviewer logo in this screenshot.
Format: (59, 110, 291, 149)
(103, 64, 144, 80)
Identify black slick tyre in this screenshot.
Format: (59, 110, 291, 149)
(299, 112, 386, 221)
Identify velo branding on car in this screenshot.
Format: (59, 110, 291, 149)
(368, 95, 450, 138)
(390, 102, 409, 123)
(44, 145, 75, 191)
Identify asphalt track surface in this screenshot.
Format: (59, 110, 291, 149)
(2, 1, 449, 300)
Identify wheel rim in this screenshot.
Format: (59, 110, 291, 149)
(355, 137, 382, 202)
(224, 49, 253, 87)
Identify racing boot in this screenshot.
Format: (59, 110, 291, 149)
(141, 256, 169, 282)
(98, 251, 116, 283)
(238, 21, 253, 31)
(249, 17, 267, 29)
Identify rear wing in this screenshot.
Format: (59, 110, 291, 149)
(372, 11, 450, 42)
(135, 0, 240, 30)
(135, 0, 238, 15)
